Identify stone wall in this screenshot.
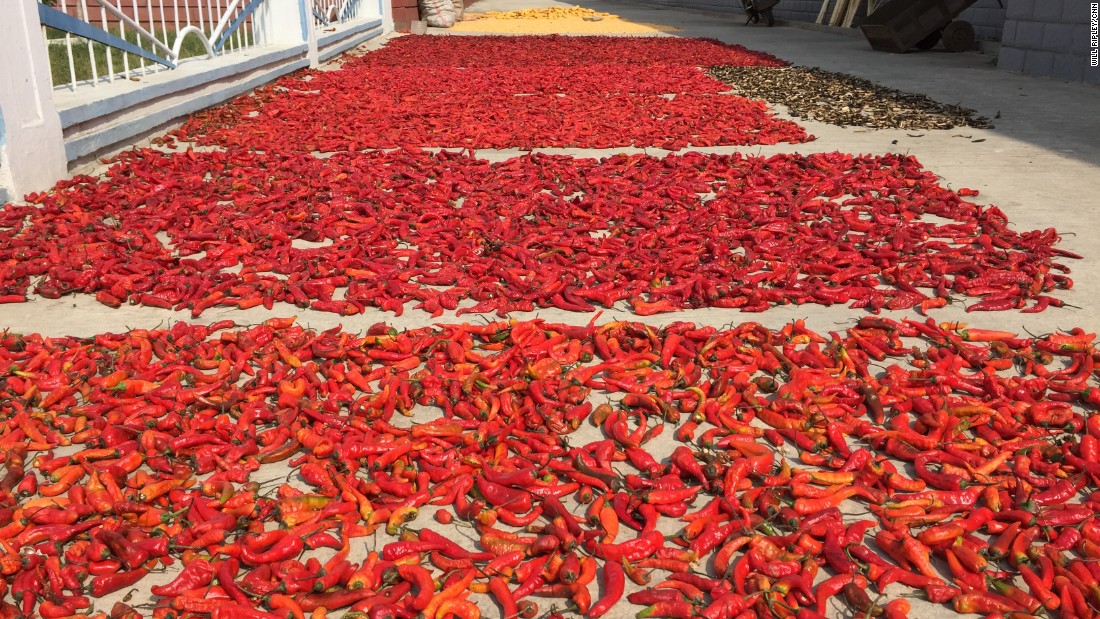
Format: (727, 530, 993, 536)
(997, 0, 1097, 83)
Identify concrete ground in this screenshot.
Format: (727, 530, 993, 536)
(3, 3, 1100, 617)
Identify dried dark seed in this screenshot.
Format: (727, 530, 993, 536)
(708, 65, 992, 131)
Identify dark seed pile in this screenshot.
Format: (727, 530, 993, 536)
(709, 65, 993, 130)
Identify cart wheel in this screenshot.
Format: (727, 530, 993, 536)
(762, 8, 774, 26)
(915, 29, 942, 50)
(943, 20, 975, 52)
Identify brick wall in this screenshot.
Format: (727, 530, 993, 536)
(392, 0, 474, 29)
(997, 0, 1097, 83)
(392, 0, 419, 30)
(65, 1, 237, 27)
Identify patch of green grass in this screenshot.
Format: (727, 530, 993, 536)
(47, 25, 253, 87)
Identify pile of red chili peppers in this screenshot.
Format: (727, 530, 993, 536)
(348, 35, 791, 68)
(0, 149, 1076, 315)
(170, 36, 808, 150)
(2, 32, 1096, 619)
(0, 316, 1098, 619)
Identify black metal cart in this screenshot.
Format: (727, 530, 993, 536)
(859, 0, 982, 53)
(740, 0, 779, 26)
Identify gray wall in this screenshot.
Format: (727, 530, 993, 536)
(640, 0, 1006, 41)
(635, 0, 1098, 83)
(768, 0, 836, 24)
(957, 0, 1007, 41)
(722, 0, 865, 26)
(997, 0, 1097, 83)
(635, 0, 853, 26)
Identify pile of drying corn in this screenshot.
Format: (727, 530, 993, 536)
(469, 6, 614, 19)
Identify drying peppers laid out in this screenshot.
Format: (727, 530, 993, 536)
(351, 35, 790, 68)
(0, 316, 1098, 619)
(171, 36, 809, 151)
(279, 64, 740, 99)
(2, 148, 1076, 315)
(172, 83, 807, 152)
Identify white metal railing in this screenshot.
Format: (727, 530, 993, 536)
(5, 0, 390, 199)
(312, 0, 366, 29)
(41, 0, 265, 90)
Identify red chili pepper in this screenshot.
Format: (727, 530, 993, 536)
(90, 568, 149, 597)
(954, 592, 1026, 614)
(239, 533, 304, 565)
(150, 558, 214, 597)
(476, 476, 534, 513)
(630, 589, 688, 606)
(488, 576, 518, 617)
(296, 588, 373, 612)
(636, 600, 698, 619)
(924, 583, 963, 604)
(593, 530, 665, 563)
(396, 564, 435, 610)
(588, 560, 626, 617)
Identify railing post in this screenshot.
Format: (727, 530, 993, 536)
(255, 0, 318, 68)
(0, 1, 68, 204)
(382, 0, 393, 32)
(304, 0, 320, 68)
